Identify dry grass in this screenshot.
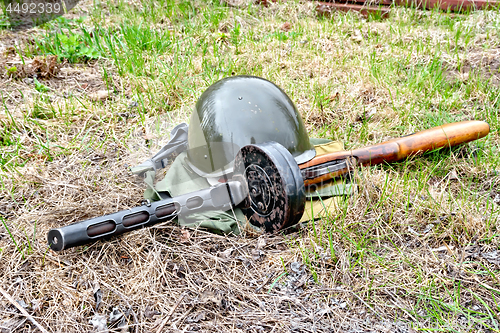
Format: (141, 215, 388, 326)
(0, 0, 500, 332)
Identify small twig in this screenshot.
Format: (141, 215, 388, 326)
(385, 290, 417, 322)
(155, 292, 187, 333)
(172, 304, 194, 328)
(349, 290, 382, 319)
(255, 274, 273, 293)
(308, 287, 382, 318)
(0, 286, 49, 333)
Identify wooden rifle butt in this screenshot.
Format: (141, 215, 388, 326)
(299, 120, 490, 186)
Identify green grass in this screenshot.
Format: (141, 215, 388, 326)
(0, 0, 499, 331)
(0, 216, 35, 260)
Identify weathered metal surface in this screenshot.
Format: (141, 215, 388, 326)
(315, 0, 498, 16)
(234, 142, 305, 232)
(301, 159, 348, 180)
(395, 0, 498, 10)
(316, 1, 391, 17)
(317, 0, 392, 3)
(187, 75, 315, 177)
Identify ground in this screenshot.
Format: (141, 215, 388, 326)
(0, 0, 499, 332)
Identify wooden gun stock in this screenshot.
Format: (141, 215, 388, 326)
(299, 121, 490, 186)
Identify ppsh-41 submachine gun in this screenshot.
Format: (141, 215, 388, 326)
(47, 120, 489, 251)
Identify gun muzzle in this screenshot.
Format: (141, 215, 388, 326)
(48, 181, 248, 251)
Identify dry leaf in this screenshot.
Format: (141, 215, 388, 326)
(30, 55, 59, 78)
(90, 90, 110, 101)
(220, 248, 234, 259)
(256, 237, 266, 250)
(109, 307, 123, 323)
(93, 282, 103, 311)
(448, 169, 459, 181)
(89, 314, 108, 333)
(256, 0, 277, 6)
(199, 290, 222, 305)
(223, 0, 252, 7)
(179, 229, 190, 243)
(281, 22, 292, 31)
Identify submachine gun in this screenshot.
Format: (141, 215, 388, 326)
(48, 121, 490, 251)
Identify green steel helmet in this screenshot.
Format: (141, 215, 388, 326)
(187, 75, 315, 178)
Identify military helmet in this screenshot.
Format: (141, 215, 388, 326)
(187, 75, 315, 179)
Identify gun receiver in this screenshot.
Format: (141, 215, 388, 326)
(299, 120, 490, 186)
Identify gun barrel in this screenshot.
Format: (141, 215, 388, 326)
(48, 181, 248, 251)
(47, 199, 178, 251)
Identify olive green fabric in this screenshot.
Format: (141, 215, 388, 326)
(144, 151, 247, 234)
(299, 138, 353, 223)
(144, 139, 353, 234)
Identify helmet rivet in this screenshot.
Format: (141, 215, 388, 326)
(257, 202, 264, 210)
(204, 155, 208, 159)
(238, 96, 243, 100)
